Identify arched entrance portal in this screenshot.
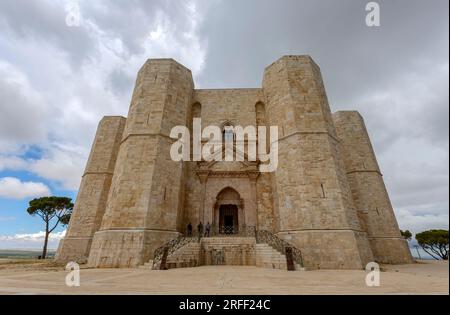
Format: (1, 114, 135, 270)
(219, 204, 238, 234)
(214, 187, 244, 235)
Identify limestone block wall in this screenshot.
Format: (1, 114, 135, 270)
(183, 163, 203, 228)
(193, 89, 264, 128)
(262, 56, 374, 269)
(333, 111, 413, 264)
(203, 177, 257, 227)
(200, 237, 256, 266)
(88, 59, 194, 268)
(55, 116, 126, 263)
(56, 55, 410, 270)
(181, 88, 276, 231)
(256, 173, 276, 232)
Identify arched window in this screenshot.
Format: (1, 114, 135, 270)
(192, 102, 201, 118)
(255, 102, 267, 126)
(224, 128, 234, 142)
(255, 102, 269, 152)
(222, 122, 234, 142)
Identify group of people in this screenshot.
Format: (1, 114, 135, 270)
(186, 221, 211, 238)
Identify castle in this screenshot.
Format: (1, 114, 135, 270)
(56, 55, 413, 270)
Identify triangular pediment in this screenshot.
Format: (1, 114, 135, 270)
(197, 143, 259, 172)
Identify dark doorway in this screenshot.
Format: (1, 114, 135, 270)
(219, 205, 238, 234)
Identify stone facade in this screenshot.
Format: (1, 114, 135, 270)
(55, 55, 413, 269)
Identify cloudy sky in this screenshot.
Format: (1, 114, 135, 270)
(0, 0, 448, 250)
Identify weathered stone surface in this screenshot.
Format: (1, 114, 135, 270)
(262, 56, 374, 269)
(333, 111, 413, 264)
(88, 59, 194, 268)
(57, 55, 411, 269)
(55, 116, 126, 263)
(150, 237, 294, 271)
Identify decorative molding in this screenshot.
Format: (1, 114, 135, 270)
(197, 170, 260, 179)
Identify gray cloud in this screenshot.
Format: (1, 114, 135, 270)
(0, 0, 447, 235)
(0, 0, 95, 68)
(194, 0, 449, 234)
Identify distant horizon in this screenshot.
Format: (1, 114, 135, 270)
(0, 248, 56, 252)
(0, 246, 440, 261)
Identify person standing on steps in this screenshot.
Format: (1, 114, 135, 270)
(187, 222, 193, 237)
(197, 222, 203, 242)
(205, 222, 211, 237)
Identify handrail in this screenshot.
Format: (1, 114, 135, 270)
(209, 224, 256, 237)
(256, 230, 304, 267)
(151, 227, 304, 269)
(152, 236, 197, 269)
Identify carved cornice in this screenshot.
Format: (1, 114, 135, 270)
(198, 170, 260, 179)
(197, 170, 210, 183)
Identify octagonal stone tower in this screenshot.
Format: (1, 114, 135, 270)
(333, 111, 413, 263)
(55, 116, 126, 263)
(87, 59, 194, 267)
(56, 55, 413, 269)
(262, 56, 375, 269)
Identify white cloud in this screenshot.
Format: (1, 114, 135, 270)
(0, 155, 28, 171)
(0, 0, 209, 191)
(0, 229, 66, 250)
(396, 208, 449, 236)
(349, 61, 450, 235)
(0, 229, 66, 242)
(0, 143, 86, 191)
(0, 177, 51, 200)
(0, 0, 447, 240)
(28, 143, 86, 190)
(0, 60, 49, 152)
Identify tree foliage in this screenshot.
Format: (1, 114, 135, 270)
(27, 196, 73, 259)
(416, 229, 449, 260)
(400, 230, 412, 241)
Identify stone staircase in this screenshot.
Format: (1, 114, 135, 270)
(256, 243, 287, 270)
(140, 235, 305, 271)
(141, 241, 201, 270)
(255, 243, 302, 270)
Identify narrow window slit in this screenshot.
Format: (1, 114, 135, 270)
(321, 183, 326, 198)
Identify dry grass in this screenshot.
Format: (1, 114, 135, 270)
(0, 258, 66, 272)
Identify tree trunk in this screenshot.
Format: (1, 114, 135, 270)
(42, 221, 49, 259)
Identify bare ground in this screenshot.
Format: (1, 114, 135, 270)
(0, 259, 447, 295)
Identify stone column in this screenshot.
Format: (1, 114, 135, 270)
(248, 171, 259, 229)
(197, 171, 209, 224)
(55, 116, 126, 263)
(333, 111, 413, 264)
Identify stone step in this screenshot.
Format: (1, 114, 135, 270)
(257, 249, 279, 252)
(257, 253, 284, 258)
(258, 253, 284, 257)
(167, 256, 197, 263)
(258, 257, 284, 260)
(256, 262, 287, 269)
(296, 264, 306, 271)
(257, 260, 286, 265)
(257, 251, 284, 256)
(139, 237, 303, 271)
(170, 253, 197, 257)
